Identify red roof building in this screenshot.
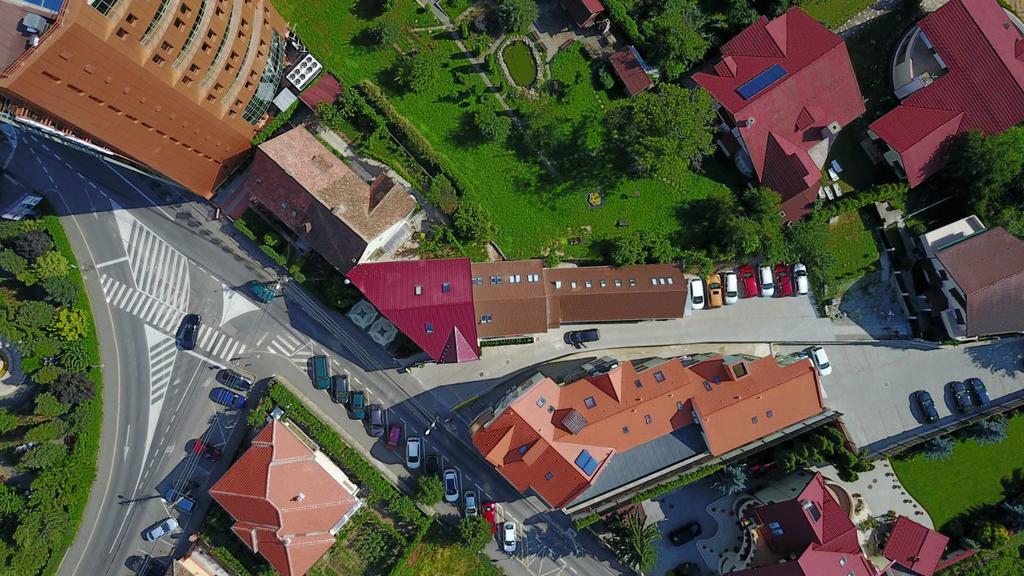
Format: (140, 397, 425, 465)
(869, 0, 1024, 187)
(609, 46, 653, 97)
(883, 517, 950, 576)
(694, 8, 865, 221)
(472, 354, 824, 508)
(298, 74, 343, 110)
(209, 418, 363, 576)
(560, 0, 605, 28)
(345, 259, 480, 363)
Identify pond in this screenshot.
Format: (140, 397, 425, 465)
(502, 41, 537, 87)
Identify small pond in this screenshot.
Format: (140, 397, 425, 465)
(502, 41, 537, 87)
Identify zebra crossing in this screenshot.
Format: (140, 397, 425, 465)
(115, 211, 189, 311)
(195, 324, 246, 360)
(267, 332, 306, 357)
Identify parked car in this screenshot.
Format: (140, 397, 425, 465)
(809, 346, 832, 376)
(330, 374, 349, 404)
(966, 377, 990, 406)
(189, 439, 222, 461)
(245, 281, 276, 303)
(792, 263, 809, 295)
(482, 502, 497, 533)
(706, 274, 723, 308)
(176, 314, 201, 350)
(738, 264, 758, 298)
(126, 556, 169, 576)
(915, 390, 939, 423)
(348, 390, 366, 420)
(464, 490, 478, 517)
(565, 328, 600, 347)
(748, 461, 778, 479)
(949, 381, 973, 413)
(210, 387, 245, 410)
(215, 368, 252, 392)
(385, 424, 402, 450)
(142, 517, 178, 541)
(723, 271, 739, 305)
(406, 436, 421, 469)
(310, 355, 331, 390)
(367, 404, 385, 437)
(774, 264, 794, 297)
(669, 521, 702, 546)
(425, 454, 441, 478)
(502, 521, 517, 553)
(443, 468, 460, 503)
(163, 488, 196, 513)
(758, 265, 774, 297)
(689, 278, 705, 310)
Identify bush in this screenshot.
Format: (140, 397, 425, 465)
(809, 183, 908, 225)
(11, 230, 53, 260)
(233, 219, 257, 241)
(922, 435, 955, 461)
(41, 276, 77, 307)
(51, 371, 95, 405)
(711, 464, 749, 496)
(370, 18, 402, 46)
(458, 516, 493, 552)
(251, 100, 299, 145)
(34, 392, 67, 418)
(428, 174, 459, 216)
(968, 416, 1009, 446)
(59, 341, 90, 373)
(496, 0, 537, 33)
(0, 409, 17, 435)
(575, 512, 601, 530)
(18, 442, 67, 470)
(259, 245, 287, 267)
(17, 300, 55, 332)
(415, 475, 445, 505)
(472, 108, 512, 142)
(453, 201, 497, 243)
(50, 307, 87, 341)
(972, 520, 1010, 549)
(0, 250, 28, 276)
(24, 419, 68, 443)
(604, 0, 642, 44)
(598, 67, 616, 91)
(32, 250, 69, 280)
(630, 464, 722, 503)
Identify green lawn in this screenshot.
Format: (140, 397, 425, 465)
(801, 0, 875, 28)
(502, 41, 537, 87)
(824, 209, 879, 281)
(892, 414, 1024, 530)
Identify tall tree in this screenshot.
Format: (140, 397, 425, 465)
(608, 511, 660, 574)
(394, 43, 442, 93)
(641, 0, 710, 81)
(496, 0, 538, 34)
(712, 464, 750, 496)
(458, 516, 494, 552)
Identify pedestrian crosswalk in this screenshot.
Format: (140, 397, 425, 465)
(116, 212, 189, 311)
(267, 332, 305, 357)
(195, 324, 246, 360)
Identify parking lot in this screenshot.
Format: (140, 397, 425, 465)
(775, 339, 1024, 452)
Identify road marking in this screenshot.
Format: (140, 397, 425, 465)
(96, 255, 129, 268)
(123, 424, 131, 461)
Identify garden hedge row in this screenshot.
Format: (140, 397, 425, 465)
(809, 182, 908, 225)
(604, 0, 643, 46)
(251, 100, 299, 145)
(629, 464, 723, 503)
(574, 512, 601, 530)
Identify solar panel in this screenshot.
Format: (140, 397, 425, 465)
(574, 450, 598, 476)
(736, 64, 787, 100)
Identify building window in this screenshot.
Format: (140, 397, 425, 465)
(545, 472, 554, 481)
(629, 278, 637, 287)
(441, 282, 451, 293)
(547, 405, 555, 413)
(651, 278, 658, 286)
(424, 323, 433, 334)
(766, 409, 774, 418)
(151, 54, 165, 65)
(90, 0, 120, 16)
(614, 279, 622, 287)
(600, 280, 607, 287)
(472, 277, 484, 286)
(570, 281, 578, 289)
(126, 12, 138, 23)
(676, 401, 684, 411)
(174, 0, 208, 68)
(518, 444, 529, 455)
(644, 414, 652, 424)
(769, 522, 784, 536)
(583, 396, 596, 409)
(241, 30, 285, 124)
(653, 371, 665, 383)
(509, 274, 521, 283)
(161, 41, 173, 52)
(490, 276, 502, 285)
(536, 397, 546, 408)
(115, 27, 129, 39)
(585, 280, 593, 288)
(414, 285, 423, 295)
(141, 0, 171, 43)
(751, 416, 759, 424)
(480, 314, 492, 324)
(667, 277, 674, 285)
(622, 426, 629, 434)
(634, 379, 642, 388)
(527, 273, 539, 282)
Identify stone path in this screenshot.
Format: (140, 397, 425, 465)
(836, 0, 950, 37)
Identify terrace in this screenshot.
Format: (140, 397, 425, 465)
(0, 0, 57, 75)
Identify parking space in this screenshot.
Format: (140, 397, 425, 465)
(649, 478, 720, 576)
(681, 282, 834, 342)
(775, 340, 1024, 452)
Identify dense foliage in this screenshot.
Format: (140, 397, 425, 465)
(607, 511, 660, 573)
(946, 127, 1024, 238)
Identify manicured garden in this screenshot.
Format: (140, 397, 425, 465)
(501, 41, 536, 87)
(891, 413, 1024, 530)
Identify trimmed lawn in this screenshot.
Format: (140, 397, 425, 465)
(891, 414, 1024, 530)
(824, 210, 879, 281)
(502, 41, 537, 87)
(801, 0, 875, 28)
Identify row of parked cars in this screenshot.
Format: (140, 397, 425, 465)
(690, 263, 809, 310)
(914, 378, 989, 423)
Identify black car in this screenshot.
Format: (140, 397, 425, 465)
(176, 314, 201, 350)
(424, 454, 441, 478)
(126, 556, 169, 576)
(668, 521, 701, 546)
(216, 369, 252, 391)
(949, 381, 972, 413)
(966, 377, 990, 406)
(915, 390, 939, 423)
(367, 404, 385, 437)
(330, 374, 349, 404)
(564, 329, 600, 347)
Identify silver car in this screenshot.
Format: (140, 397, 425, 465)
(443, 468, 460, 503)
(142, 517, 178, 541)
(502, 521, 517, 553)
(464, 490, 478, 517)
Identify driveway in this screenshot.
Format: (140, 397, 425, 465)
(649, 478, 721, 576)
(775, 339, 1024, 453)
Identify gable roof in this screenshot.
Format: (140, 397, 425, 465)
(693, 8, 865, 219)
(561, 0, 604, 26)
(209, 419, 362, 576)
(935, 227, 1024, 337)
(543, 263, 687, 325)
(609, 46, 652, 97)
(346, 259, 480, 363)
(470, 260, 550, 337)
(883, 516, 949, 576)
(869, 0, 1024, 186)
(298, 73, 343, 110)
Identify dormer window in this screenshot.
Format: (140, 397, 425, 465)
(424, 322, 433, 334)
(654, 371, 665, 383)
(414, 285, 423, 295)
(583, 396, 596, 409)
(441, 282, 450, 293)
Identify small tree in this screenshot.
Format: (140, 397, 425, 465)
(0, 484, 23, 517)
(50, 307, 87, 341)
(33, 365, 60, 386)
(612, 232, 646, 267)
(395, 45, 442, 93)
(712, 464, 750, 496)
(473, 108, 512, 142)
(453, 201, 497, 243)
(42, 276, 78, 307)
(0, 250, 28, 276)
(922, 436, 955, 461)
(11, 230, 53, 261)
(32, 251, 69, 280)
(0, 409, 17, 435)
(458, 515, 493, 552)
(496, 0, 538, 34)
(51, 371, 95, 405)
(429, 175, 459, 216)
(969, 416, 1009, 446)
(16, 300, 55, 332)
(34, 392, 68, 418)
(24, 419, 68, 443)
(60, 341, 91, 373)
(973, 520, 1010, 549)
(598, 67, 616, 90)
(18, 442, 67, 470)
(370, 18, 402, 47)
(608, 511, 659, 574)
(415, 475, 445, 505)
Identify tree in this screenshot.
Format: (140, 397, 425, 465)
(454, 201, 497, 243)
(605, 84, 717, 176)
(1002, 500, 1024, 531)
(429, 174, 459, 216)
(0, 249, 27, 276)
(0, 484, 23, 517)
(721, 0, 759, 33)
(42, 275, 78, 307)
(60, 341, 91, 372)
(922, 436, 954, 461)
(473, 108, 512, 142)
(458, 515, 493, 552)
(969, 416, 1009, 446)
(415, 475, 445, 505)
(0, 408, 17, 435)
(34, 392, 68, 418)
(51, 371, 95, 405)
(947, 128, 1024, 234)
(608, 511, 660, 574)
(496, 0, 538, 34)
(641, 1, 710, 81)
(50, 307, 87, 341)
(16, 300, 55, 332)
(25, 419, 68, 443)
(520, 95, 566, 154)
(32, 250, 69, 280)
(598, 67, 615, 90)
(11, 230, 53, 261)
(972, 520, 1010, 549)
(18, 442, 67, 470)
(612, 232, 647, 267)
(395, 45, 442, 93)
(712, 464, 750, 496)
(369, 17, 402, 46)
(33, 365, 60, 386)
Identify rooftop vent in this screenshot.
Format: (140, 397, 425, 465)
(296, 492, 306, 502)
(821, 121, 841, 139)
(286, 53, 323, 91)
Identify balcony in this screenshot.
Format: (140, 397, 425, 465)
(892, 26, 945, 100)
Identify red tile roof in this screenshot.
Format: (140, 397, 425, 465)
(609, 46, 652, 97)
(694, 8, 865, 221)
(209, 419, 362, 576)
(560, 0, 604, 27)
(346, 259, 480, 363)
(473, 355, 824, 508)
(870, 0, 1024, 187)
(883, 516, 950, 576)
(298, 74, 343, 110)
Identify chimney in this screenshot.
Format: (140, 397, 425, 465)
(820, 121, 840, 139)
(742, 117, 756, 128)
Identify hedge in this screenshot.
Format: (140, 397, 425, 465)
(809, 182, 908, 225)
(629, 464, 723, 503)
(479, 336, 534, 348)
(251, 100, 300, 145)
(574, 512, 601, 530)
(233, 218, 257, 241)
(604, 0, 642, 45)
(259, 244, 287, 267)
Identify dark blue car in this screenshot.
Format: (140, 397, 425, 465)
(965, 378, 990, 406)
(210, 387, 245, 410)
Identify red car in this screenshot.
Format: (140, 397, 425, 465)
(482, 502, 497, 534)
(190, 439, 222, 461)
(737, 264, 758, 298)
(774, 264, 794, 297)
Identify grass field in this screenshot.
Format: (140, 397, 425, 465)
(401, 523, 502, 576)
(891, 414, 1024, 530)
(502, 41, 537, 86)
(801, 0, 875, 28)
(825, 210, 879, 281)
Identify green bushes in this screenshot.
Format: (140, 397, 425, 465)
(808, 182, 908, 225)
(479, 336, 534, 348)
(233, 218, 257, 241)
(251, 100, 300, 145)
(604, 0, 643, 44)
(574, 512, 601, 530)
(629, 464, 723, 503)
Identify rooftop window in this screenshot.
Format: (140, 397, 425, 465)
(414, 285, 423, 295)
(583, 396, 596, 409)
(472, 277, 484, 286)
(614, 279, 623, 287)
(441, 282, 450, 293)
(644, 414, 652, 424)
(622, 426, 630, 434)
(510, 274, 521, 283)
(536, 397, 546, 408)
(676, 401, 684, 411)
(527, 273, 540, 282)
(766, 409, 774, 418)
(600, 280, 607, 287)
(424, 322, 433, 334)
(547, 405, 556, 413)
(585, 280, 593, 288)
(570, 281, 578, 289)
(629, 279, 636, 287)
(751, 416, 759, 424)
(634, 379, 642, 389)
(654, 371, 665, 383)
(480, 313, 492, 324)
(574, 450, 598, 476)
(490, 276, 502, 285)
(545, 472, 554, 480)
(518, 444, 529, 455)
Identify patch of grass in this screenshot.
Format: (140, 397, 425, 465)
(801, 0, 875, 28)
(892, 414, 1024, 530)
(442, 0, 473, 19)
(824, 210, 879, 281)
(401, 522, 503, 576)
(502, 41, 537, 87)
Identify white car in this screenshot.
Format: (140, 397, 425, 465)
(758, 265, 774, 297)
(443, 468, 460, 503)
(722, 271, 739, 305)
(142, 517, 178, 541)
(464, 490, 478, 517)
(502, 521, 517, 553)
(406, 436, 421, 470)
(792, 263, 809, 295)
(689, 278, 705, 310)
(810, 346, 832, 376)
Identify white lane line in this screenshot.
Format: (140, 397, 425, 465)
(96, 256, 129, 268)
(123, 424, 131, 461)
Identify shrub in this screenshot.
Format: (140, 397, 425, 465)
(11, 230, 53, 260)
(496, 0, 537, 33)
(51, 371, 95, 405)
(428, 174, 459, 216)
(19, 442, 67, 470)
(259, 245, 287, 267)
(472, 108, 512, 142)
(968, 416, 1009, 446)
(922, 436, 955, 461)
(34, 392, 67, 418)
(17, 300, 56, 332)
(0, 249, 28, 275)
(712, 464, 749, 496)
(809, 183, 908, 225)
(453, 201, 497, 243)
(41, 276, 77, 307)
(370, 18, 402, 46)
(24, 419, 68, 443)
(575, 512, 601, 530)
(0, 409, 17, 435)
(59, 342, 90, 373)
(32, 250, 69, 280)
(458, 516, 493, 552)
(251, 100, 299, 145)
(603, 0, 642, 44)
(972, 520, 1010, 549)
(33, 365, 61, 386)
(233, 219, 257, 241)
(415, 475, 445, 505)
(50, 307, 87, 341)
